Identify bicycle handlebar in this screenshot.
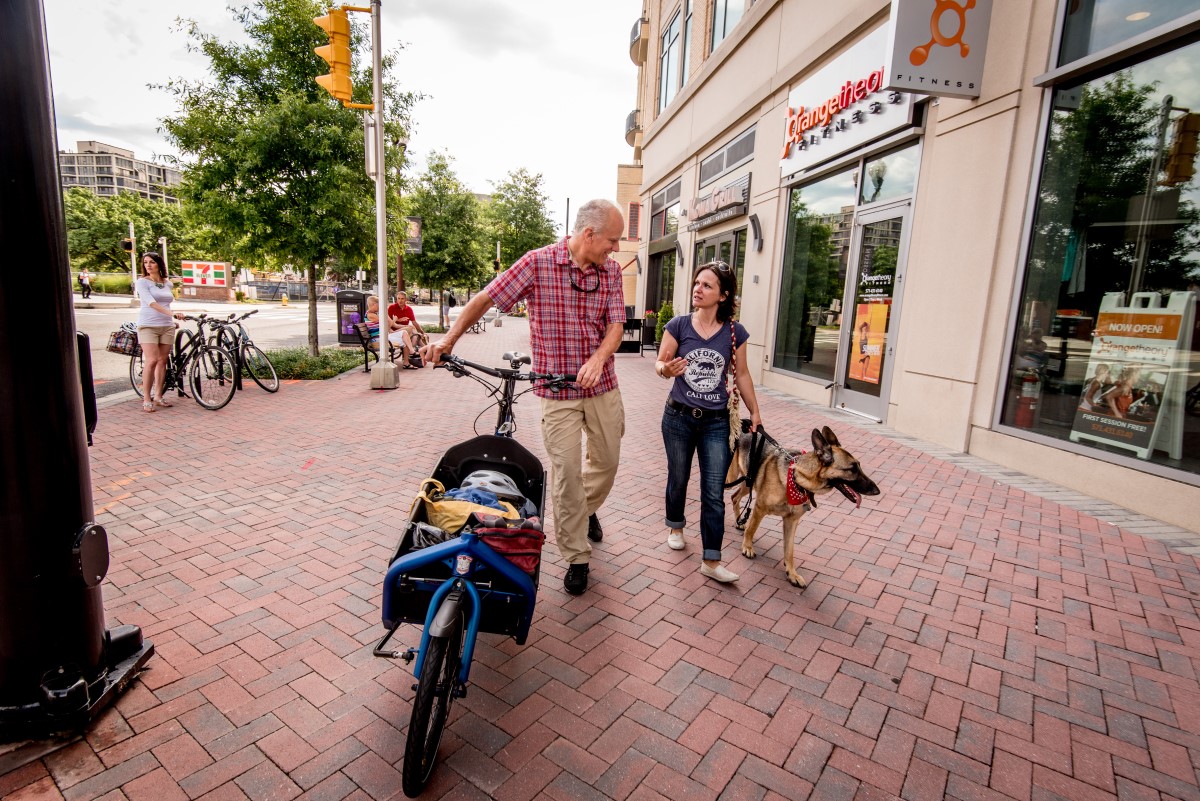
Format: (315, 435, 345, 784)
(438, 353, 575, 386)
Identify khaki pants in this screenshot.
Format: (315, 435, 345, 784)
(540, 388, 625, 565)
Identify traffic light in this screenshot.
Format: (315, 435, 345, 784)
(121, 238, 133, 252)
(1162, 112, 1200, 186)
(313, 8, 352, 103)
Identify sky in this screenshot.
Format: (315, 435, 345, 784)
(42, 0, 640, 236)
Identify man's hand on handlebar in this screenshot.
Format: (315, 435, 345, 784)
(419, 339, 452, 367)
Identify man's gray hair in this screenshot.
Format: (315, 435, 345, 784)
(573, 199, 623, 234)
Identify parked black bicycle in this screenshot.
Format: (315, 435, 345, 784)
(209, 309, 280, 392)
(129, 315, 238, 410)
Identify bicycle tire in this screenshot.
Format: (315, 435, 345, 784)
(189, 345, 237, 410)
(402, 613, 463, 797)
(243, 344, 280, 392)
(129, 352, 145, 397)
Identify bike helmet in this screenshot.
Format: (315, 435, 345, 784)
(459, 470, 523, 503)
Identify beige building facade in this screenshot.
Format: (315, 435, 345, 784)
(627, 0, 1200, 531)
(59, 140, 181, 203)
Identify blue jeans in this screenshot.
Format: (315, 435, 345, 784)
(662, 405, 733, 562)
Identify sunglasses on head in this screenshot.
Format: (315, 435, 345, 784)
(701, 261, 731, 273)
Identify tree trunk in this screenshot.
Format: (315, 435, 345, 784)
(308, 268, 318, 356)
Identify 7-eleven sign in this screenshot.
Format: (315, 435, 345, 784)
(181, 260, 228, 287)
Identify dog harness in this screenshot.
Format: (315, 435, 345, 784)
(786, 459, 813, 507)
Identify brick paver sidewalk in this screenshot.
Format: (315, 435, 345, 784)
(4, 317, 1199, 801)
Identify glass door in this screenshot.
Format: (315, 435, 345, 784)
(832, 202, 911, 421)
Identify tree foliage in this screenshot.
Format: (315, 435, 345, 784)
(158, 0, 414, 353)
(62, 189, 216, 274)
(486, 168, 557, 267)
(403, 151, 488, 326)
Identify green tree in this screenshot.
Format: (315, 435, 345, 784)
(62, 189, 215, 278)
(158, 0, 414, 354)
(486, 168, 557, 268)
(403, 151, 488, 327)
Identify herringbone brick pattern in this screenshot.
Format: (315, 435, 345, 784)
(4, 316, 1199, 801)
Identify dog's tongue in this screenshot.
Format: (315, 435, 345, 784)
(838, 483, 862, 508)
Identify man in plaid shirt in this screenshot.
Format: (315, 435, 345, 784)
(422, 199, 627, 596)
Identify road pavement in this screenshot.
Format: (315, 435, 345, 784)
(73, 294, 458, 398)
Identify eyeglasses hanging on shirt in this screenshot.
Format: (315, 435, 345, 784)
(569, 267, 600, 293)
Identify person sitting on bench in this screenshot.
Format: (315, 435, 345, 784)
(366, 295, 414, 367)
(387, 290, 427, 364)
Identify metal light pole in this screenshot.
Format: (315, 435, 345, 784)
(367, 0, 397, 389)
(128, 221, 138, 306)
(0, 0, 153, 739)
(158, 236, 168, 273)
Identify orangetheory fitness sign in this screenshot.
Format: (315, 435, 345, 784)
(884, 0, 994, 99)
(780, 26, 914, 176)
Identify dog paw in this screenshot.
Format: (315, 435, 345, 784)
(787, 572, 807, 589)
(741, 545, 756, 559)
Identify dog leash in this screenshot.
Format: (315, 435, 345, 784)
(725, 422, 771, 527)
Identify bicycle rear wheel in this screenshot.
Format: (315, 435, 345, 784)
(402, 613, 463, 797)
(189, 345, 237, 410)
(243, 344, 280, 392)
(129, 352, 144, 397)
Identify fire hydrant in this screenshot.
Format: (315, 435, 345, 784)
(281, 293, 288, 307)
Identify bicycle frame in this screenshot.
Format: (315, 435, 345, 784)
(380, 530, 537, 689)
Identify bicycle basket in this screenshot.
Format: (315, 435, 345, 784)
(469, 513, 545, 574)
(106, 328, 141, 357)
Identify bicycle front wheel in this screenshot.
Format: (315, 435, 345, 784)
(402, 613, 463, 798)
(243, 345, 280, 392)
(189, 345, 237, 410)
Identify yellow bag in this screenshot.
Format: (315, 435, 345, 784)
(410, 478, 519, 534)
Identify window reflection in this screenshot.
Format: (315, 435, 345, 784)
(1006, 40, 1200, 477)
(1059, 0, 1198, 66)
(859, 144, 919, 206)
(772, 168, 857, 380)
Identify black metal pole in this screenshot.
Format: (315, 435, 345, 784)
(0, 0, 152, 739)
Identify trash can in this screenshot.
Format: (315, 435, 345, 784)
(336, 289, 367, 345)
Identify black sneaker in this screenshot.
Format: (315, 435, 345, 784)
(587, 513, 603, 543)
(564, 563, 589, 595)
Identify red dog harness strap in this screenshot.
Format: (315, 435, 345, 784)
(786, 459, 811, 506)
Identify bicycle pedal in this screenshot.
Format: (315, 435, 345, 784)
(411, 683, 419, 692)
(452, 686, 468, 699)
(401, 648, 416, 664)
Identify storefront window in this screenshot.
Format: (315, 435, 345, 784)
(772, 168, 857, 380)
(1058, 0, 1198, 66)
(1004, 41, 1200, 479)
(859, 144, 919, 206)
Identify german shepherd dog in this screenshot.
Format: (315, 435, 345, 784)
(726, 425, 880, 588)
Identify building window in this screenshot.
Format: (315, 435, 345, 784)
(859, 144, 919, 206)
(710, 0, 744, 52)
(628, 202, 641, 240)
(681, 0, 693, 90)
(650, 180, 682, 241)
(772, 168, 857, 381)
(1058, 0, 1198, 66)
(1002, 26, 1200, 479)
(659, 7, 682, 111)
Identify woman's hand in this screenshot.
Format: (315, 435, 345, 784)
(661, 356, 686, 378)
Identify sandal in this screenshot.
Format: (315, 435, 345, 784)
(153, 397, 173, 408)
(142, 401, 156, 413)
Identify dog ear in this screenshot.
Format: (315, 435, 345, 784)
(821, 426, 841, 447)
(811, 429, 834, 466)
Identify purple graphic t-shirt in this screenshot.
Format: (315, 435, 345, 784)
(665, 315, 749, 411)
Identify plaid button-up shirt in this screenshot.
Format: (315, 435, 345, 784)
(486, 237, 626, 399)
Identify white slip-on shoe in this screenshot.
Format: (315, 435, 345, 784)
(667, 530, 685, 550)
(700, 563, 739, 583)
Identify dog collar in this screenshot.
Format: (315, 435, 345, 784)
(786, 459, 811, 506)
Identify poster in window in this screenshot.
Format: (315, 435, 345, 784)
(848, 302, 889, 384)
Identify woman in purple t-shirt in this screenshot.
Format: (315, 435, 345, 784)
(654, 262, 761, 584)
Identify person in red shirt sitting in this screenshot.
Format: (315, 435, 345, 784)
(386, 290, 426, 367)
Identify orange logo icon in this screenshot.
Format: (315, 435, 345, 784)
(910, 0, 975, 66)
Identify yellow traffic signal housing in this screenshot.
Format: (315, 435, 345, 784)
(314, 9, 352, 103)
(1162, 112, 1200, 186)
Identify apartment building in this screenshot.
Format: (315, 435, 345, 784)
(58, 140, 181, 204)
(624, 0, 1200, 530)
